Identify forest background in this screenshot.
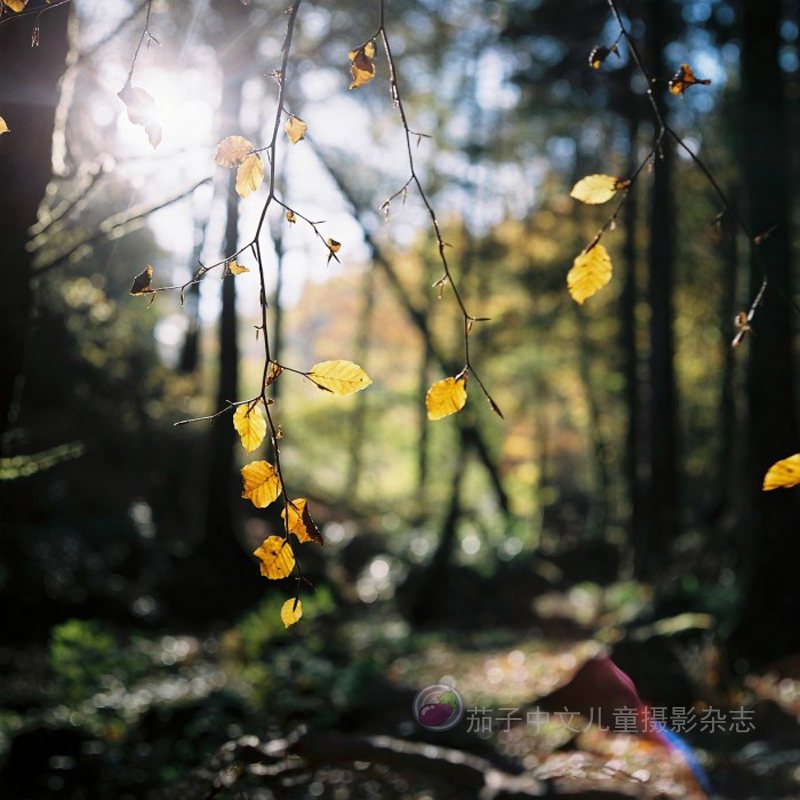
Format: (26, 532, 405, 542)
(1, 0, 800, 797)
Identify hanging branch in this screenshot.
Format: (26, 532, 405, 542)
(127, 1, 376, 623)
(355, 0, 503, 420)
(576, 0, 799, 343)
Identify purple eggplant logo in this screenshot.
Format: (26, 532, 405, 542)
(412, 684, 465, 731)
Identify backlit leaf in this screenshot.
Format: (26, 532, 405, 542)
(233, 404, 266, 453)
(568, 243, 612, 304)
(282, 498, 324, 545)
(3, 1, 28, 12)
(215, 135, 252, 167)
(118, 85, 162, 148)
(307, 360, 372, 396)
(281, 598, 303, 628)
(130, 265, 153, 296)
(227, 259, 249, 275)
(241, 460, 282, 508)
(570, 174, 626, 204)
(254, 535, 295, 580)
(669, 63, 711, 95)
(426, 375, 467, 421)
(0, 116, 9, 135)
(763, 454, 800, 491)
(349, 41, 376, 89)
(236, 153, 263, 199)
(286, 210, 297, 224)
(285, 115, 307, 144)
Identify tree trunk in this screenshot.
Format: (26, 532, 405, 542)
(620, 117, 647, 571)
(642, 0, 678, 577)
(0, 7, 70, 441)
(731, 0, 800, 665)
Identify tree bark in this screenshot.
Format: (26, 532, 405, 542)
(642, 0, 678, 576)
(731, 0, 800, 665)
(0, 7, 70, 441)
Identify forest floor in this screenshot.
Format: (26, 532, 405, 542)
(2, 548, 800, 799)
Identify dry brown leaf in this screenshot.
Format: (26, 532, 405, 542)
(282, 498, 324, 545)
(349, 41, 376, 89)
(669, 63, 711, 95)
(129, 265, 154, 296)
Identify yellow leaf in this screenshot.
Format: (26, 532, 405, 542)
(215, 135, 253, 167)
(285, 115, 307, 144)
(327, 238, 341, 253)
(0, 116, 9, 135)
(570, 174, 624, 204)
(241, 460, 282, 508)
(227, 259, 249, 275)
(568, 243, 612, 304)
(282, 498, 324, 545)
(426, 375, 467, 421)
(285, 210, 297, 224)
(669, 63, 711, 95)
(254, 535, 295, 580)
(763, 454, 800, 491)
(236, 153, 263, 199)
(3, 0, 28, 12)
(348, 42, 376, 89)
(307, 360, 372, 395)
(129, 265, 153, 296)
(233, 404, 267, 453)
(281, 598, 303, 628)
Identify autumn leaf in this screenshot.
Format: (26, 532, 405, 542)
(2, 0, 28, 12)
(588, 44, 619, 69)
(349, 41, 376, 89)
(285, 210, 297, 224)
(254, 535, 295, 579)
(226, 259, 250, 275)
(215, 135, 253, 167)
(281, 598, 303, 628)
(118, 85, 162, 148)
(0, 116, 9, 135)
(426, 374, 467, 420)
(285, 115, 307, 144)
(568, 243, 612, 304)
(307, 360, 372, 395)
(241, 460, 282, 508)
(130, 265, 154, 296)
(327, 238, 341, 253)
(669, 63, 711, 95)
(265, 361, 283, 388)
(570, 174, 628, 204)
(236, 153, 264, 199)
(763, 454, 800, 491)
(233, 404, 266, 453)
(282, 498, 324, 545)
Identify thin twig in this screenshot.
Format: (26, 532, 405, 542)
(602, 0, 799, 344)
(375, 0, 502, 417)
